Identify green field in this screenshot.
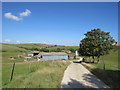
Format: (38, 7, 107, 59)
(3, 61, 70, 88)
(47, 46, 79, 53)
(91, 51, 118, 70)
(2, 43, 75, 88)
(2, 44, 28, 63)
(2, 43, 79, 63)
(81, 46, 120, 88)
(3, 43, 119, 88)
(83, 46, 119, 70)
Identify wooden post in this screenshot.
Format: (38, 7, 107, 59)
(10, 63, 15, 81)
(29, 62, 31, 72)
(103, 59, 105, 70)
(37, 59, 40, 69)
(103, 63, 105, 70)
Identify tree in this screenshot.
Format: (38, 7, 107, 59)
(40, 48, 49, 52)
(78, 29, 116, 63)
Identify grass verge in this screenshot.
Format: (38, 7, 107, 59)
(82, 62, 120, 89)
(2, 60, 70, 88)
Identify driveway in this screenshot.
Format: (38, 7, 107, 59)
(61, 62, 110, 88)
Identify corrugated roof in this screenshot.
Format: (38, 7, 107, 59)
(28, 51, 40, 54)
(38, 52, 68, 56)
(28, 51, 68, 56)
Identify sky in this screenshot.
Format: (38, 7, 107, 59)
(2, 2, 118, 46)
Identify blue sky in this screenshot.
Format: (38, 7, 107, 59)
(2, 2, 118, 46)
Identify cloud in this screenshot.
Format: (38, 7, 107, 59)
(16, 40, 21, 43)
(0, 40, 2, 43)
(20, 9, 31, 17)
(2, 39, 23, 44)
(4, 13, 22, 21)
(2, 39, 12, 43)
(4, 9, 31, 21)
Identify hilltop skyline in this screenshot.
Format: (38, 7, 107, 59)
(2, 2, 118, 46)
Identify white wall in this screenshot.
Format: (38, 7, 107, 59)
(28, 54, 33, 57)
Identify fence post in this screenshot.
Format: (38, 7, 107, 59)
(103, 63, 105, 70)
(10, 63, 15, 81)
(29, 62, 31, 72)
(103, 59, 105, 70)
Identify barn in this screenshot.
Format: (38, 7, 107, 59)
(38, 52, 68, 61)
(38, 52, 68, 60)
(27, 51, 68, 61)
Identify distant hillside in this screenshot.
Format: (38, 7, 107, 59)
(70, 44, 120, 47)
(115, 44, 120, 46)
(2, 43, 27, 63)
(18, 43, 56, 47)
(69, 45, 79, 47)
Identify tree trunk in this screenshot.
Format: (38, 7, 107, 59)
(92, 56, 94, 63)
(89, 56, 91, 62)
(97, 56, 100, 63)
(103, 59, 105, 70)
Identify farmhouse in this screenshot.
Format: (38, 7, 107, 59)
(28, 51, 68, 61)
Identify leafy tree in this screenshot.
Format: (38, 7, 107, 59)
(40, 48, 49, 52)
(78, 29, 116, 63)
(56, 48, 61, 52)
(54, 45, 57, 47)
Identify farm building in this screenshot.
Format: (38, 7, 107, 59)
(38, 52, 68, 61)
(28, 51, 40, 57)
(27, 51, 68, 61)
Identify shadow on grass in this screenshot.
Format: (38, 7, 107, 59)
(84, 61, 98, 64)
(89, 68, 120, 89)
(73, 61, 96, 64)
(82, 73, 110, 88)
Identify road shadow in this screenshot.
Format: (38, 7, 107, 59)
(61, 78, 111, 89)
(90, 68, 120, 89)
(61, 78, 95, 89)
(72, 61, 82, 63)
(73, 61, 95, 64)
(84, 62, 94, 63)
(61, 70, 112, 90)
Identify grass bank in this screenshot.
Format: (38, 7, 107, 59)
(2, 60, 70, 88)
(82, 47, 119, 70)
(82, 63, 119, 89)
(81, 47, 119, 89)
(2, 44, 28, 63)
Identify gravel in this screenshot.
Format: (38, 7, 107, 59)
(60, 62, 110, 88)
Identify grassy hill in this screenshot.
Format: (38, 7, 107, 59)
(15, 43, 79, 53)
(2, 43, 28, 63)
(1, 43, 78, 88)
(81, 46, 120, 88)
(19, 43, 55, 47)
(1, 43, 119, 88)
(13, 43, 50, 51)
(15, 43, 57, 49)
(2, 43, 71, 88)
(94, 49, 118, 70)
(2, 43, 79, 63)
(47, 46, 79, 53)
(83, 46, 119, 70)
